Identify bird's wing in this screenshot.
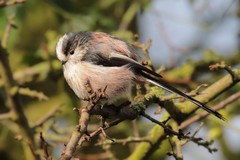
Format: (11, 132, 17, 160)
(81, 35, 161, 77)
(109, 53, 162, 78)
(81, 49, 161, 77)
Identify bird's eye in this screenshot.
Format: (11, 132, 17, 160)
(69, 50, 74, 55)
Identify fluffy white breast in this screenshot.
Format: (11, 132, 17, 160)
(63, 61, 136, 101)
(63, 61, 88, 99)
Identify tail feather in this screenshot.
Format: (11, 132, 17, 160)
(142, 72, 225, 120)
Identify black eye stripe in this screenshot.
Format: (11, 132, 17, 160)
(62, 32, 93, 56)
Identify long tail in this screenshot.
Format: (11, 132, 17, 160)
(141, 72, 225, 120)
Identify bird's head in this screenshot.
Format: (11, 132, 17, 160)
(56, 32, 92, 65)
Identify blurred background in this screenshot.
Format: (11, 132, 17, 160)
(0, 0, 239, 160)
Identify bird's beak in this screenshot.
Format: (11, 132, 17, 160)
(61, 60, 67, 65)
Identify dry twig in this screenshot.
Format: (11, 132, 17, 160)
(33, 105, 62, 128)
(40, 132, 52, 160)
(0, 13, 40, 160)
(60, 81, 108, 160)
(141, 112, 184, 139)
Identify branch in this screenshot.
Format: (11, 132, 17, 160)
(166, 121, 183, 160)
(167, 138, 183, 160)
(209, 61, 237, 80)
(0, 0, 26, 8)
(96, 137, 153, 146)
(32, 105, 62, 128)
(0, 18, 40, 159)
(11, 86, 49, 101)
(1, 14, 17, 48)
(62, 117, 122, 160)
(141, 112, 184, 139)
(78, 119, 124, 146)
(14, 134, 40, 160)
(60, 82, 108, 160)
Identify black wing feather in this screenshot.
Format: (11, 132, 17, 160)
(109, 53, 162, 78)
(81, 51, 113, 66)
(81, 51, 162, 78)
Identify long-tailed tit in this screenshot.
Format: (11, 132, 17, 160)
(56, 31, 224, 120)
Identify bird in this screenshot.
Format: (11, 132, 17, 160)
(56, 31, 225, 120)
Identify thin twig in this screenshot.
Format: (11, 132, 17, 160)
(40, 132, 52, 160)
(1, 14, 18, 48)
(209, 61, 238, 81)
(79, 119, 125, 146)
(0, 15, 40, 160)
(181, 123, 217, 153)
(33, 105, 62, 128)
(192, 122, 204, 138)
(14, 134, 40, 160)
(141, 112, 184, 139)
(160, 91, 202, 102)
(11, 86, 49, 101)
(96, 137, 152, 146)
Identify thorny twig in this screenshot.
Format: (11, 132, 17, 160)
(209, 61, 238, 81)
(187, 123, 218, 153)
(95, 127, 114, 142)
(1, 14, 18, 48)
(60, 81, 108, 160)
(132, 38, 155, 70)
(40, 132, 52, 160)
(11, 86, 49, 101)
(167, 123, 217, 160)
(79, 119, 124, 146)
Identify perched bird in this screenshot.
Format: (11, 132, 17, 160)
(56, 31, 224, 120)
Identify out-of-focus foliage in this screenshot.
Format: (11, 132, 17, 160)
(0, 0, 239, 160)
(0, 1, 151, 159)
